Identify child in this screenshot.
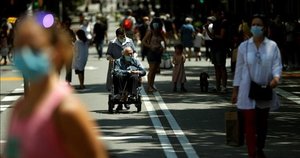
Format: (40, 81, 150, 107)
(73, 29, 89, 89)
(172, 44, 187, 92)
(193, 27, 204, 61)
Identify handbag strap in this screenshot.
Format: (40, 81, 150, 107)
(245, 41, 253, 81)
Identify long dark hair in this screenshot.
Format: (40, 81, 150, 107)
(76, 29, 88, 43)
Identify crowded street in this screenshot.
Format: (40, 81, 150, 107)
(1, 0, 300, 158)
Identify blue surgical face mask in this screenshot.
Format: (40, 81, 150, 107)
(251, 26, 264, 37)
(124, 55, 132, 62)
(152, 22, 159, 30)
(14, 47, 50, 82)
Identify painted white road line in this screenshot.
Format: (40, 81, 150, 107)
(0, 108, 8, 111)
(0, 87, 23, 112)
(85, 66, 98, 70)
(1, 96, 20, 102)
(12, 88, 24, 93)
(279, 84, 299, 88)
(0, 105, 10, 108)
(0, 105, 10, 111)
(276, 88, 300, 105)
(153, 91, 200, 158)
(140, 87, 177, 158)
(99, 136, 153, 140)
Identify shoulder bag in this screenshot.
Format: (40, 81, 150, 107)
(246, 41, 273, 101)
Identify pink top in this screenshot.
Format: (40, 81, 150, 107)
(5, 82, 72, 158)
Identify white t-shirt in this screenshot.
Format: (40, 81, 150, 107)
(203, 23, 213, 40)
(193, 32, 204, 48)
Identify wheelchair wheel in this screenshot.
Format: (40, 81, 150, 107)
(136, 95, 142, 112)
(108, 95, 114, 114)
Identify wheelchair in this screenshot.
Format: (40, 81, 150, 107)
(108, 73, 142, 113)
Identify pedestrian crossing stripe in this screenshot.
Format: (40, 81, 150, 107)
(1, 96, 20, 102)
(98, 136, 153, 140)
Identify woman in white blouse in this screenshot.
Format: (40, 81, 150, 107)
(231, 14, 282, 158)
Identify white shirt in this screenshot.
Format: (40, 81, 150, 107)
(233, 37, 282, 110)
(73, 40, 89, 71)
(203, 23, 213, 40)
(193, 32, 204, 48)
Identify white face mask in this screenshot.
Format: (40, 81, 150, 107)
(118, 37, 126, 44)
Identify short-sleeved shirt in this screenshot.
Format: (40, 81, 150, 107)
(180, 24, 195, 48)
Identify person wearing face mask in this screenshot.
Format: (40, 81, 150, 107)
(231, 14, 282, 158)
(112, 47, 146, 109)
(4, 14, 108, 158)
(106, 28, 136, 110)
(106, 28, 136, 91)
(142, 17, 166, 92)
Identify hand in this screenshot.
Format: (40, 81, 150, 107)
(131, 70, 140, 74)
(231, 93, 238, 104)
(231, 87, 238, 104)
(107, 55, 114, 61)
(269, 77, 280, 89)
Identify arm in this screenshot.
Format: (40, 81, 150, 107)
(132, 60, 146, 77)
(231, 86, 239, 104)
(205, 22, 226, 40)
(270, 45, 282, 88)
(231, 43, 245, 104)
(204, 24, 214, 39)
(55, 96, 108, 158)
(106, 42, 114, 61)
(113, 59, 130, 77)
(141, 30, 151, 48)
(73, 41, 80, 69)
(172, 55, 176, 65)
(104, 31, 108, 44)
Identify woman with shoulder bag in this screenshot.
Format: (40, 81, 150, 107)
(231, 14, 282, 158)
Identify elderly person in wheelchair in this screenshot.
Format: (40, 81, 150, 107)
(112, 47, 146, 103)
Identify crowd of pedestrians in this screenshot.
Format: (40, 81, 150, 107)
(0, 3, 300, 157)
